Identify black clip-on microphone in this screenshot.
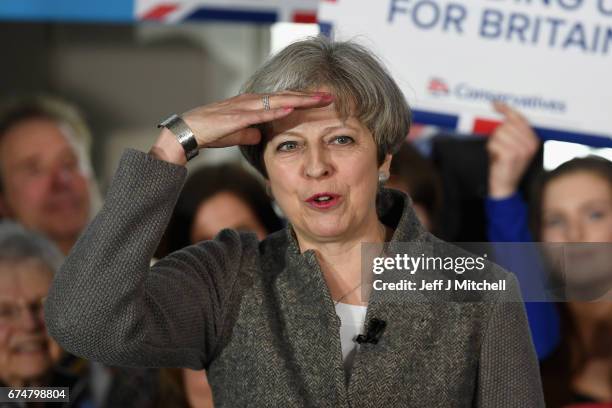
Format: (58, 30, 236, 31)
(355, 318, 387, 345)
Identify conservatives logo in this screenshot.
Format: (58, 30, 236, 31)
(427, 77, 450, 96)
(426, 77, 567, 114)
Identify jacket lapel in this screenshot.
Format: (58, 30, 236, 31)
(270, 188, 432, 407)
(272, 234, 350, 406)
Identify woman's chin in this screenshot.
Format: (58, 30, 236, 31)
(303, 222, 349, 240)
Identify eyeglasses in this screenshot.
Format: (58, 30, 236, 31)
(0, 297, 46, 327)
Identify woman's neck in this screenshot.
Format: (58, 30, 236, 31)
(568, 302, 612, 347)
(567, 302, 612, 401)
(572, 360, 612, 402)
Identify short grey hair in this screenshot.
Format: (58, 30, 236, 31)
(0, 222, 63, 274)
(240, 36, 411, 176)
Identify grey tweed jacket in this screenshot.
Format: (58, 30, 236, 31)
(45, 149, 544, 407)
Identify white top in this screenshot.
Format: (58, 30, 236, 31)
(334, 302, 368, 381)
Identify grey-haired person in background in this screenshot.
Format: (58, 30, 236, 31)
(0, 222, 94, 407)
(0, 98, 159, 407)
(0, 96, 101, 255)
(45, 36, 544, 407)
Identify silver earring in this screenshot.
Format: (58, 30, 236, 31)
(378, 172, 389, 183)
(265, 184, 272, 198)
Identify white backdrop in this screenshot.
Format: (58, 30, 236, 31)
(319, 0, 612, 144)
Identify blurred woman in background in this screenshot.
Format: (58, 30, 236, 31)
(157, 163, 283, 257)
(0, 222, 96, 407)
(486, 104, 612, 406)
(0, 222, 63, 387)
(534, 157, 612, 407)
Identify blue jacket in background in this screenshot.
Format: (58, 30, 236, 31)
(485, 193, 560, 360)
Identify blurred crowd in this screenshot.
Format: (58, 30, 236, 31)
(0, 94, 610, 408)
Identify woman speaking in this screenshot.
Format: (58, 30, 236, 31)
(45, 37, 543, 407)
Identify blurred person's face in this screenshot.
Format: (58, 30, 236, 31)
(263, 101, 390, 244)
(541, 171, 612, 243)
(190, 191, 268, 242)
(540, 171, 612, 299)
(0, 118, 91, 252)
(0, 259, 62, 387)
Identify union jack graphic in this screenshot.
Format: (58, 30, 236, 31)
(137, 0, 318, 23)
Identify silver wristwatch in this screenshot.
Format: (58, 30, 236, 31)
(157, 114, 199, 161)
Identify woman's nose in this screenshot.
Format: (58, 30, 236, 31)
(50, 166, 75, 188)
(304, 147, 333, 179)
(567, 221, 585, 242)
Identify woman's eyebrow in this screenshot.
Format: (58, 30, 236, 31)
(269, 130, 303, 140)
(321, 123, 356, 134)
(269, 123, 356, 141)
(541, 209, 562, 217)
(580, 199, 612, 210)
(275, 126, 344, 137)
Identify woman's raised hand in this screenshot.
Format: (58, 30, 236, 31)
(150, 92, 333, 165)
(486, 101, 540, 199)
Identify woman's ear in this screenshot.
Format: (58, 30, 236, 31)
(379, 153, 393, 179)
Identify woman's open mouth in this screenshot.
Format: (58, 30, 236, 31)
(305, 193, 342, 210)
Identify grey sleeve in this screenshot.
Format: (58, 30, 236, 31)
(476, 273, 545, 407)
(44, 149, 249, 369)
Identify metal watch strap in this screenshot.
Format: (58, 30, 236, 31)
(157, 114, 199, 161)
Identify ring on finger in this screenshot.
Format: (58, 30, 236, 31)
(262, 95, 271, 111)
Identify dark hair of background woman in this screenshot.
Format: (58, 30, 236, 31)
(389, 142, 443, 234)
